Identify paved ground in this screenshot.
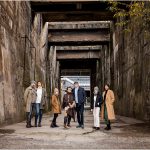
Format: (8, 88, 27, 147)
(0, 110, 150, 149)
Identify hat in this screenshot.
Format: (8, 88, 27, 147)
(30, 80, 36, 84)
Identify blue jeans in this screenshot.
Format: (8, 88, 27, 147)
(35, 103, 43, 125)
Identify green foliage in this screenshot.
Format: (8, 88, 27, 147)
(108, 1, 150, 36)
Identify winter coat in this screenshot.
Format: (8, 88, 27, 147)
(72, 87, 86, 105)
(24, 86, 37, 112)
(91, 94, 103, 109)
(100, 90, 115, 120)
(51, 95, 61, 114)
(39, 88, 47, 109)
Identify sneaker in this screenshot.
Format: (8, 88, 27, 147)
(81, 125, 84, 129)
(76, 125, 81, 128)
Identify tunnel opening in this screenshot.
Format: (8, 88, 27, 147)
(47, 20, 111, 107)
(59, 59, 97, 105)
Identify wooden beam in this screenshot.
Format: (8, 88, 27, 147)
(56, 51, 101, 59)
(56, 46, 102, 51)
(43, 11, 113, 22)
(48, 31, 110, 43)
(31, 1, 114, 22)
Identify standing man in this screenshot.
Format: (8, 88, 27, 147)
(72, 82, 86, 129)
(24, 81, 37, 128)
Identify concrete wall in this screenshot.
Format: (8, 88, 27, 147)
(46, 46, 60, 109)
(111, 18, 150, 121)
(0, 1, 48, 125)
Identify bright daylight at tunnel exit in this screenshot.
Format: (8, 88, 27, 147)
(0, 0, 150, 149)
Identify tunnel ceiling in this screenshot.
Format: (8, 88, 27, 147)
(48, 21, 110, 47)
(31, 1, 114, 22)
(60, 59, 96, 76)
(31, 1, 111, 60)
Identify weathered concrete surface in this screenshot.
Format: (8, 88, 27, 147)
(0, 1, 48, 125)
(0, 110, 149, 149)
(111, 16, 150, 121)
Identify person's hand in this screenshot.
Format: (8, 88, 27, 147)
(91, 109, 93, 112)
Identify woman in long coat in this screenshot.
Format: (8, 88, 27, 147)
(101, 84, 115, 130)
(50, 88, 61, 128)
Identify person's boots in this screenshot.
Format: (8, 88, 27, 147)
(35, 116, 38, 127)
(38, 122, 42, 127)
(105, 121, 111, 130)
(26, 113, 31, 128)
(54, 123, 59, 127)
(50, 122, 55, 128)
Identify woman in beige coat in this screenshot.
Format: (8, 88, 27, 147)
(50, 88, 61, 128)
(101, 84, 115, 130)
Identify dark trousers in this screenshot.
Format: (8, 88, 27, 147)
(64, 115, 71, 125)
(76, 103, 84, 126)
(26, 112, 31, 125)
(104, 104, 111, 128)
(52, 113, 58, 125)
(35, 103, 43, 125)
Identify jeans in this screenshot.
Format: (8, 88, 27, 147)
(76, 103, 84, 126)
(29, 103, 36, 116)
(35, 103, 43, 125)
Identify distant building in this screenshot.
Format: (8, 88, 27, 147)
(61, 76, 90, 104)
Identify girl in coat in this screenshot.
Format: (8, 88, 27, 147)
(50, 88, 61, 128)
(91, 86, 103, 130)
(101, 84, 115, 130)
(62, 87, 75, 129)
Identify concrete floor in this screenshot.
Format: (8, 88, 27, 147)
(0, 110, 150, 149)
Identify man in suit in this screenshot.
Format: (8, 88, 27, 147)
(72, 82, 86, 129)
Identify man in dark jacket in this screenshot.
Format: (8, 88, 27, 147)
(72, 82, 86, 129)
